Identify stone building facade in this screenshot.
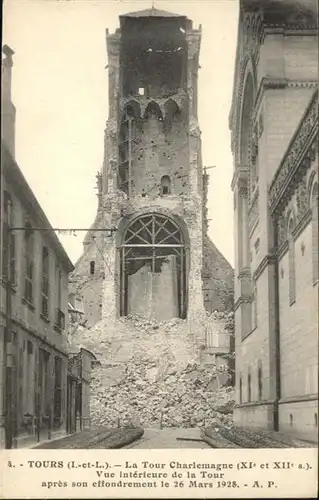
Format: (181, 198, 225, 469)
(1, 46, 75, 448)
(67, 348, 96, 434)
(229, 0, 318, 441)
(70, 8, 233, 331)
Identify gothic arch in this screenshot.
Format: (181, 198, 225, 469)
(285, 208, 296, 240)
(236, 54, 257, 164)
(239, 71, 255, 166)
(116, 209, 190, 248)
(307, 170, 318, 209)
(116, 211, 189, 319)
(164, 98, 180, 120)
(121, 99, 141, 120)
(143, 101, 163, 120)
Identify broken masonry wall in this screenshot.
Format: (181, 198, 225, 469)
(203, 236, 234, 313)
(70, 190, 206, 328)
(148, 255, 179, 321)
(130, 103, 189, 197)
(128, 264, 150, 317)
(110, 193, 205, 326)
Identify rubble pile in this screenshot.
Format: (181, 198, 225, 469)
(69, 311, 235, 429)
(90, 361, 235, 428)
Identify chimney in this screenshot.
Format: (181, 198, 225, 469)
(1, 45, 16, 158)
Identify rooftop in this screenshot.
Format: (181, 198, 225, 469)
(121, 7, 185, 19)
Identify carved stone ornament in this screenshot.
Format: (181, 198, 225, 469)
(276, 215, 286, 247)
(248, 189, 259, 233)
(250, 124, 259, 165)
(269, 90, 318, 213)
(258, 112, 264, 137)
(296, 176, 308, 223)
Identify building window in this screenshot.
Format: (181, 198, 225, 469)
(9, 232, 16, 285)
(56, 265, 62, 309)
(39, 349, 50, 418)
(258, 365, 262, 400)
(24, 224, 34, 303)
(54, 356, 62, 428)
(289, 414, 293, 426)
(287, 217, 296, 305)
(239, 377, 242, 404)
(1, 191, 15, 283)
(25, 340, 34, 415)
(315, 413, 318, 428)
(161, 175, 171, 195)
(311, 182, 318, 284)
(90, 261, 95, 275)
(41, 247, 49, 317)
(247, 372, 251, 402)
(120, 213, 187, 319)
(54, 266, 65, 330)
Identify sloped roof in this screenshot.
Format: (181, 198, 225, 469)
(121, 8, 184, 18)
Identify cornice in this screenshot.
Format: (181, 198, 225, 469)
(252, 78, 318, 121)
(234, 399, 276, 409)
(276, 209, 312, 257)
(10, 316, 68, 358)
(293, 209, 312, 241)
(278, 393, 318, 405)
(234, 295, 252, 312)
(277, 240, 289, 261)
(254, 253, 277, 281)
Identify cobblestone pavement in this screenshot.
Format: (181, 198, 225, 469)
(124, 428, 211, 449)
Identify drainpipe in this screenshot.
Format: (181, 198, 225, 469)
(273, 215, 281, 431)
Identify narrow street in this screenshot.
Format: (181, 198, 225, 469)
(124, 428, 211, 449)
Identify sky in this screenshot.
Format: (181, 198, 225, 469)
(2, 0, 238, 266)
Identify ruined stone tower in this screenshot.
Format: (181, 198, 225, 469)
(70, 8, 233, 327)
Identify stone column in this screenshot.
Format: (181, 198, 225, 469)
(186, 33, 205, 334)
(103, 34, 120, 195)
(101, 235, 117, 324)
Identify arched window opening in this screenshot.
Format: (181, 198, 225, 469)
(122, 100, 141, 121)
(238, 73, 254, 271)
(289, 414, 293, 426)
(311, 182, 318, 284)
(315, 413, 318, 428)
(144, 101, 163, 121)
(240, 73, 254, 167)
(248, 372, 252, 402)
(118, 108, 138, 196)
(90, 261, 95, 275)
(258, 365, 262, 400)
(163, 99, 180, 133)
(120, 213, 187, 319)
(24, 222, 34, 304)
(161, 175, 171, 196)
(288, 217, 296, 305)
(239, 377, 243, 404)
